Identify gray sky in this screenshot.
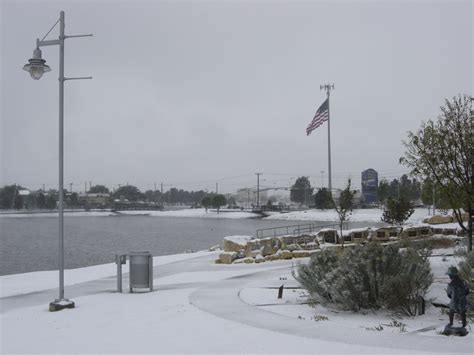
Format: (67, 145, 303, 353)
(1, 0, 472, 194)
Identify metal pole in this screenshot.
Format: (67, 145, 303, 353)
(256, 173, 261, 207)
(58, 10, 65, 301)
(432, 180, 436, 216)
(327, 94, 332, 194)
(320, 84, 334, 194)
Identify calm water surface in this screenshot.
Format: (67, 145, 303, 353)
(0, 215, 379, 275)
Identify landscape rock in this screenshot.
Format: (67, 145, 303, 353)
(223, 235, 252, 252)
(261, 244, 275, 256)
(423, 215, 453, 224)
(234, 257, 255, 264)
(255, 254, 265, 263)
(219, 252, 237, 264)
(280, 250, 293, 260)
(292, 250, 311, 258)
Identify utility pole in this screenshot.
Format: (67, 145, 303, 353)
(69, 183, 72, 193)
(42, 183, 46, 191)
(89, 180, 92, 191)
(85, 181, 87, 193)
(255, 173, 262, 207)
(432, 179, 436, 216)
(161, 182, 164, 209)
(216, 182, 218, 194)
(320, 83, 334, 194)
(247, 187, 250, 209)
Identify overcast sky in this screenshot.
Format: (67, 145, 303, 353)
(1, 0, 472, 194)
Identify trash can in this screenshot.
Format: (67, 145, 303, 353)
(128, 251, 153, 292)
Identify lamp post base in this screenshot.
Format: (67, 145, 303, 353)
(49, 299, 75, 312)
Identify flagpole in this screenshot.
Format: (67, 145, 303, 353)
(320, 83, 334, 194)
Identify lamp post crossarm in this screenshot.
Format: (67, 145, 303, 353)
(65, 34, 93, 39)
(65, 76, 93, 81)
(37, 39, 61, 47)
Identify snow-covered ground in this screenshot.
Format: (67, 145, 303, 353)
(0, 207, 440, 224)
(263, 207, 431, 224)
(1, 247, 471, 354)
(0, 208, 258, 219)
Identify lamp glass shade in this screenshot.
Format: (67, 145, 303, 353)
(22, 48, 51, 80)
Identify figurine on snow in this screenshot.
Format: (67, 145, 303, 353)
(446, 266, 469, 328)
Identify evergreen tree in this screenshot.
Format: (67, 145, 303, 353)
(314, 188, 333, 210)
(381, 197, 414, 226)
(212, 194, 227, 214)
(201, 196, 212, 212)
(45, 194, 57, 210)
(36, 192, 46, 209)
(377, 179, 390, 206)
(290, 176, 313, 206)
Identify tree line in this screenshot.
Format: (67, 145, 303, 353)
(0, 184, 228, 210)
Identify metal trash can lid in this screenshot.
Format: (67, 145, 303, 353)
(129, 251, 151, 256)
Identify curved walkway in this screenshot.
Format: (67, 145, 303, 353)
(189, 264, 471, 354)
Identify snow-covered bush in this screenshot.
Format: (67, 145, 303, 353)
(458, 251, 474, 318)
(295, 243, 433, 315)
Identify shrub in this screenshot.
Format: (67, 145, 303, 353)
(294, 243, 433, 315)
(458, 251, 474, 319)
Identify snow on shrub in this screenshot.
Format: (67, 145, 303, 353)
(294, 243, 433, 315)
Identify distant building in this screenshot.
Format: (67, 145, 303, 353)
(361, 169, 378, 204)
(78, 192, 110, 206)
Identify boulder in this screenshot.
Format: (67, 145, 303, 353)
(261, 244, 275, 256)
(280, 250, 293, 260)
(255, 254, 265, 263)
(223, 235, 252, 252)
(234, 257, 255, 264)
(266, 251, 281, 261)
(248, 250, 262, 258)
(292, 250, 311, 258)
(219, 252, 237, 264)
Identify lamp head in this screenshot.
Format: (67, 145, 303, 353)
(23, 47, 51, 80)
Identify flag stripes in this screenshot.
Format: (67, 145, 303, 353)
(306, 98, 329, 136)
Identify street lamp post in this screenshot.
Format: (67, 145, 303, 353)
(23, 11, 92, 312)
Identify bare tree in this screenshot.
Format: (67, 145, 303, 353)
(333, 179, 356, 248)
(400, 95, 473, 251)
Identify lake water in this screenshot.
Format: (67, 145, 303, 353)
(0, 215, 379, 276)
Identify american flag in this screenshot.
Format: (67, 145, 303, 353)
(306, 98, 329, 136)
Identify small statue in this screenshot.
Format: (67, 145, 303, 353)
(446, 266, 469, 328)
